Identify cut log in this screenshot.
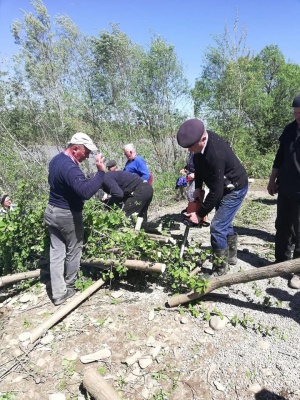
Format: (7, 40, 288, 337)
(83, 367, 121, 400)
(166, 259, 300, 308)
(145, 233, 176, 244)
(0, 270, 40, 287)
(0, 258, 165, 289)
(83, 259, 166, 273)
(25, 278, 105, 345)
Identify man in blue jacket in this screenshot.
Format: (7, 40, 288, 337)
(123, 143, 153, 184)
(44, 132, 106, 305)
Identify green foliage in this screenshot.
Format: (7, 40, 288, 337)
(239, 151, 274, 179)
(151, 389, 170, 400)
(230, 313, 287, 340)
(61, 359, 76, 377)
(192, 14, 300, 159)
(0, 183, 49, 276)
(0, 183, 210, 300)
(0, 394, 16, 400)
(235, 197, 271, 227)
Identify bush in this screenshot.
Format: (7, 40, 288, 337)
(240, 152, 274, 179)
(0, 183, 49, 275)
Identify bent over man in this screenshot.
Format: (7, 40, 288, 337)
(102, 170, 153, 221)
(44, 132, 106, 306)
(177, 119, 248, 276)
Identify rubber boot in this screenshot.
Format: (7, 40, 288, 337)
(212, 248, 229, 276)
(227, 233, 238, 265)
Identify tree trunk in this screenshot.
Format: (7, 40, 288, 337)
(166, 259, 300, 308)
(83, 367, 121, 400)
(0, 270, 40, 287)
(0, 259, 166, 289)
(83, 259, 166, 273)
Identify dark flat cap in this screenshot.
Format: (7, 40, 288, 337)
(292, 94, 300, 107)
(177, 119, 205, 148)
(106, 159, 117, 169)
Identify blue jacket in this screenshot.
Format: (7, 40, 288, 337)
(124, 154, 150, 181)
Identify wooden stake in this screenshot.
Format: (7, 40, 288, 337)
(166, 259, 300, 308)
(26, 278, 106, 345)
(83, 367, 121, 400)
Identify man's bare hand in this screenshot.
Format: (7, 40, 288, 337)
(267, 181, 278, 196)
(186, 211, 203, 225)
(95, 153, 106, 171)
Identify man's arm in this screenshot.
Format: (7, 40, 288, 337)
(267, 168, 279, 196)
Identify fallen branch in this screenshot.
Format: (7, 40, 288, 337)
(166, 259, 300, 308)
(0, 270, 40, 288)
(83, 367, 121, 400)
(25, 278, 106, 345)
(82, 259, 166, 274)
(145, 233, 176, 244)
(0, 258, 165, 289)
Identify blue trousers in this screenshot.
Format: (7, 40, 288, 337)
(210, 185, 248, 250)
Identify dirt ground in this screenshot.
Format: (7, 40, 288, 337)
(0, 180, 299, 400)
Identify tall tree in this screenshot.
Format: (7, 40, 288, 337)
(192, 13, 252, 147)
(133, 35, 190, 168)
(242, 45, 300, 152)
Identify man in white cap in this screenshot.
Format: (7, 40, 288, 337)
(44, 132, 106, 305)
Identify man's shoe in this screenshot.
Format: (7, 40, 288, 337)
(288, 274, 300, 289)
(53, 288, 76, 306)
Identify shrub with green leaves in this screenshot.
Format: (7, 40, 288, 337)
(0, 187, 209, 297)
(0, 183, 49, 275)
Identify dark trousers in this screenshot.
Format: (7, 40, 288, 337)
(123, 182, 153, 219)
(275, 193, 300, 262)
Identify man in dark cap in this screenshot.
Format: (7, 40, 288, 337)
(106, 160, 118, 171)
(177, 118, 248, 276)
(267, 94, 300, 289)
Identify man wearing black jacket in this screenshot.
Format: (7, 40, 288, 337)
(177, 118, 248, 276)
(267, 94, 300, 289)
(102, 170, 153, 221)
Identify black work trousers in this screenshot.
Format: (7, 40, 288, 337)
(275, 193, 300, 262)
(123, 182, 153, 220)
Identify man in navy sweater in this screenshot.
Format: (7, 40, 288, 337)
(44, 132, 105, 305)
(177, 119, 248, 276)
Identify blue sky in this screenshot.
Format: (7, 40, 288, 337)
(1, 0, 300, 86)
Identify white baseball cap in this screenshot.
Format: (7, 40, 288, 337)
(68, 132, 98, 152)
